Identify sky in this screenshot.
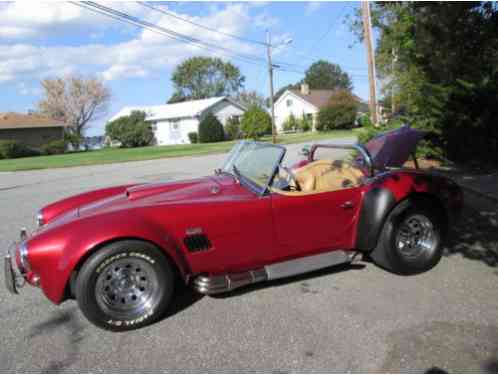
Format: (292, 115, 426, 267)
(0, 1, 373, 136)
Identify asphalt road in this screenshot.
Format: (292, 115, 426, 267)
(1, 139, 497, 373)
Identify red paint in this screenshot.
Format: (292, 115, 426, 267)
(19, 168, 462, 304)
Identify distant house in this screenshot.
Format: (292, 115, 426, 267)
(0, 112, 67, 149)
(109, 97, 246, 145)
(274, 84, 367, 132)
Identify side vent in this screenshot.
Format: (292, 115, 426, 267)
(184, 234, 212, 252)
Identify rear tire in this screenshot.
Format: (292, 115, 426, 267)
(370, 200, 443, 275)
(75, 240, 174, 331)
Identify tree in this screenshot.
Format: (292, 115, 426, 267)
(349, 2, 498, 162)
(169, 56, 245, 102)
(240, 105, 272, 139)
(316, 90, 358, 131)
(198, 113, 225, 143)
(105, 111, 155, 148)
(304, 60, 353, 91)
(38, 76, 111, 148)
(234, 90, 266, 109)
(225, 116, 242, 140)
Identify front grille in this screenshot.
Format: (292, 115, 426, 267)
(184, 234, 212, 252)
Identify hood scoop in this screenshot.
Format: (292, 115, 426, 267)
(125, 177, 222, 201)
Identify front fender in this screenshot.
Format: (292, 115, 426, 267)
(27, 209, 189, 304)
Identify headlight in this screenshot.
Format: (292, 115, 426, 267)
(18, 242, 30, 272)
(36, 211, 45, 227)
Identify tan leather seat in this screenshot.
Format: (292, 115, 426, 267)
(294, 160, 364, 193)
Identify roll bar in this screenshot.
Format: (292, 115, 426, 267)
(307, 143, 375, 177)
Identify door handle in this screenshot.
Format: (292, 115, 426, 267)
(340, 201, 354, 209)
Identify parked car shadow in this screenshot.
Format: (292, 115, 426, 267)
(163, 281, 204, 318)
(210, 263, 366, 299)
(443, 193, 498, 267)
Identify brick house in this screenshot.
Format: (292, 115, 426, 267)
(0, 112, 67, 149)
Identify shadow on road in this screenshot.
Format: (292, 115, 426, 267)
(443, 194, 498, 267)
(27, 307, 86, 373)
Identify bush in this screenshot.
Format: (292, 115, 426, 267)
(282, 114, 299, 132)
(198, 113, 225, 143)
(41, 140, 66, 155)
(240, 105, 272, 139)
(298, 114, 312, 132)
(357, 113, 373, 128)
(105, 111, 155, 148)
(225, 116, 242, 140)
(0, 140, 39, 159)
(187, 131, 198, 144)
(64, 131, 83, 149)
(316, 90, 358, 131)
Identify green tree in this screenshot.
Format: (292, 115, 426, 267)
(350, 2, 498, 162)
(282, 114, 299, 132)
(169, 56, 245, 102)
(105, 111, 155, 148)
(304, 60, 352, 91)
(316, 90, 358, 131)
(225, 116, 242, 140)
(240, 105, 272, 139)
(198, 112, 225, 143)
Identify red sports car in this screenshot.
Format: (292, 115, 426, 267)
(5, 126, 463, 331)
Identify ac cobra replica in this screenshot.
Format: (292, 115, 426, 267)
(5, 125, 463, 331)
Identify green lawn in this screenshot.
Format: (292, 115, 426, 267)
(0, 130, 357, 172)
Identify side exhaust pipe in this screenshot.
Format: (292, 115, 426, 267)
(193, 250, 353, 295)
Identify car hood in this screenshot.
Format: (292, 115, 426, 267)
(76, 174, 251, 218)
(364, 125, 427, 170)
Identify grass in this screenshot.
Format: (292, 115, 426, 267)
(0, 129, 357, 172)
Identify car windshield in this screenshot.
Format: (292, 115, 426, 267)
(221, 141, 285, 195)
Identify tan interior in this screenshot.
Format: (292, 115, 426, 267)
(273, 159, 365, 196)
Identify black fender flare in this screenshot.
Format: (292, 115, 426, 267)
(355, 187, 397, 251)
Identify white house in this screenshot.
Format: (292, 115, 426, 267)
(274, 84, 334, 132)
(109, 97, 246, 145)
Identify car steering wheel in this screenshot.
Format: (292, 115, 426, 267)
(281, 166, 301, 191)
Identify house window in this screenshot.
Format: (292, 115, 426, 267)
(306, 113, 313, 121)
(286, 99, 293, 107)
(150, 122, 157, 131)
(170, 120, 180, 130)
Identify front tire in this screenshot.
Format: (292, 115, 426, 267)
(75, 240, 174, 331)
(370, 200, 444, 275)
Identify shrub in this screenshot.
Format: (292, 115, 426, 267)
(298, 114, 312, 132)
(0, 140, 39, 159)
(282, 114, 299, 132)
(225, 116, 242, 140)
(41, 139, 66, 155)
(240, 105, 272, 139)
(187, 131, 198, 144)
(64, 131, 83, 149)
(105, 111, 155, 148)
(198, 113, 225, 143)
(316, 90, 358, 131)
(357, 113, 373, 128)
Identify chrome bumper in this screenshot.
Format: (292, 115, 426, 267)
(5, 247, 26, 295)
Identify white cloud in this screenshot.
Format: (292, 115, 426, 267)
(305, 2, 322, 16)
(253, 12, 279, 29)
(0, 2, 269, 84)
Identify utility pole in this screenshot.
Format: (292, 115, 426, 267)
(361, 1, 378, 125)
(391, 47, 397, 116)
(266, 30, 277, 144)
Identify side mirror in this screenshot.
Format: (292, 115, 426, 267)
(299, 146, 310, 157)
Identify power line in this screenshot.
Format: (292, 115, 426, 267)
(71, 1, 269, 68)
(137, 1, 268, 47)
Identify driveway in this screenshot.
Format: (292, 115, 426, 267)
(1, 139, 497, 372)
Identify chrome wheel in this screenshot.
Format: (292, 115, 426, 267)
(95, 258, 159, 320)
(395, 214, 438, 259)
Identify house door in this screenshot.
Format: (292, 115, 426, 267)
(169, 121, 181, 143)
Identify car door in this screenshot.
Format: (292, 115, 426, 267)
(269, 186, 363, 261)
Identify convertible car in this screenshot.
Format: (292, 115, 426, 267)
(5, 125, 463, 331)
